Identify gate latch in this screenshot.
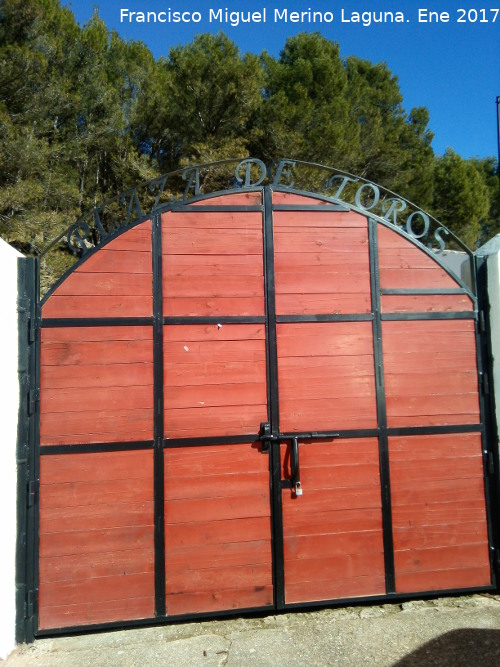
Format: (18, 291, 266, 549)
(259, 422, 274, 452)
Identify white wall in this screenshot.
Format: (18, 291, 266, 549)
(0, 239, 23, 659)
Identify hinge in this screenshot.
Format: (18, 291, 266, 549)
(479, 310, 487, 334)
(28, 389, 40, 416)
(487, 451, 496, 475)
(27, 589, 38, 619)
(480, 372, 490, 395)
(27, 481, 36, 509)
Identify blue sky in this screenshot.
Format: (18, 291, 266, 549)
(63, 0, 500, 161)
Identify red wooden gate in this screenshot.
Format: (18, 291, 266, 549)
(33, 184, 495, 634)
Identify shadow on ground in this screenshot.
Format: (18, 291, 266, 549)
(393, 629, 500, 667)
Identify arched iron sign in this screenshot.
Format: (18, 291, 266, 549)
(19, 159, 497, 641)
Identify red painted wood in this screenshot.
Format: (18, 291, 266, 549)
(164, 443, 272, 616)
(381, 294, 473, 313)
(378, 225, 459, 289)
(190, 191, 262, 206)
(281, 438, 385, 604)
(277, 322, 377, 431)
(164, 325, 267, 437)
(389, 434, 490, 594)
(38, 451, 155, 629)
(42, 223, 153, 319)
(40, 327, 154, 445)
(166, 586, 274, 616)
(383, 320, 480, 427)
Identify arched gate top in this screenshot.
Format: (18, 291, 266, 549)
(39, 158, 475, 298)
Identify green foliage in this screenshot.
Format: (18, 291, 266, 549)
(431, 149, 491, 248)
(0, 0, 498, 281)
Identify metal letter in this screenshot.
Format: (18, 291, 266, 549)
(406, 210, 430, 240)
(66, 222, 91, 256)
(354, 183, 380, 211)
(181, 166, 200, 199)
(235, 158, 266, 187)
(382, 197, 407, 226)
(120, 188, 143, 226)
(326, 174, 359, 201)
(272, 159, 296, 188)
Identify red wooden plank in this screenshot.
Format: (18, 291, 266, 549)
(163, 229, 262, 255)
(51, 272, 152, 297)
(285, 552, 384, 581)
(282, 508, 383, 538)
(103, 224, 152, 251)
(41, 503, 153, 534)
(38, 596, 154, 630)
(379, 267, 458, 290)
(40, 572, 154, 608)
(164, 361, 265, 387)
(395, 566, 491, 594)
(164, 274, 263, 297)
(40, 407, 154, 445)
(278, 375, 375, 401)
(42, 295, 153, 319)
(163, 296, 265, 317)
(278, 354, 374, 376)
(41, 362, 153, 390)
(74, 249, 152, 274)
(166, 585, 273, 616)
(275, 270, 370, 293)
(40, 478, 153, 508)
(164, 340, 265, 364)
(273, 209, 368, 228)
(278, 398, 377, 432)
(166, 210, 262, 229)
(165, 540, 272, 570)
(40, 450, 153, 484)
(274, 229, 369, 254)
(285, 574, 386, 604)
(41, 326, 153, 343)
(274, 254, 368, 271)
(273, 192, 342, 207)
(164, 323, 265, 342)
(379, 244, 455, 269)
(41, 339, 153, 366)
(382, 294, 473, 313)
(165, 382, 266, 410)
(385, 371, 478, 396)
(164, 405, 267, 438)
(386, 393, 480, 422)
(165, 443, 267, 475)
(39, 548, 154, 583)
(165, 563, 271, 595)
(388, 433, 482, 461)
(189, 191, 262, 206)
(164, 253, 259, 270)
(166, 517, 270, 548)
(395, 543, 490, 574)
(277, 321, 374, 357)
(390, 477, 486, 507)
(284, 530, 384, 560)
(42, 385, 153, 414)
(393, 523, 489, 551)
(165, 494, 269, 524)
(165, 472, 268, 501)
(276, 293, 371, 316)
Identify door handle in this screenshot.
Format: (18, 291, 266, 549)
(290, 437, 302, 496)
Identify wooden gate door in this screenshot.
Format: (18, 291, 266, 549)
(33, 181, 495, 634)
(268, 191, 493, 608)
(37, 191, 273, 631)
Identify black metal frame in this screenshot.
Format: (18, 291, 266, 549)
(19, 180, 499, 641)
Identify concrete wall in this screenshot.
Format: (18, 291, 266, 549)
(0, 240, 23, 659)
